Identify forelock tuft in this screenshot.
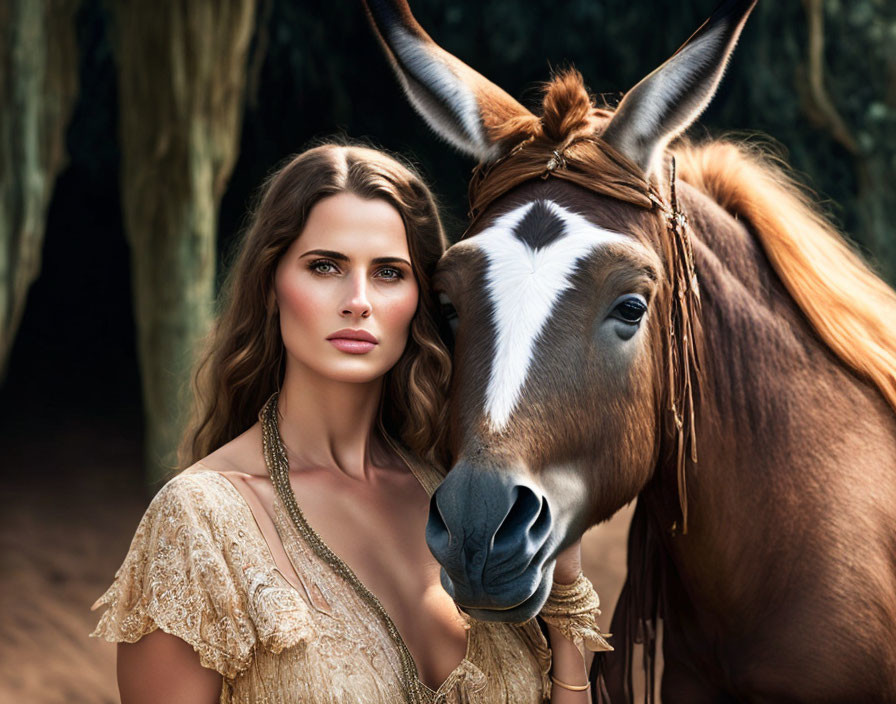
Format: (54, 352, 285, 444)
(486, 69, 604, 148)
(540, 69, 598, 143)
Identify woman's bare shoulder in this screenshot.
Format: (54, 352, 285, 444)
(191, 422, 267, 479)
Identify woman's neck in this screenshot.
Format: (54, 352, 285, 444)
(276, 363, 388, 481)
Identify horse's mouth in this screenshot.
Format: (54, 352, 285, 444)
(456, 581, 552, 623)
(442, 563, 555, 624)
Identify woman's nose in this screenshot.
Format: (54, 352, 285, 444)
(340, 274, 372, 319)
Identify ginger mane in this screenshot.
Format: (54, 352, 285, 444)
(673, 140, 896, 414)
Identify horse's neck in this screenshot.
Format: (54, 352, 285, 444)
(662, 183, 896, 607)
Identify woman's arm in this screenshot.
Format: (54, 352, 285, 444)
(117, 630, 222, 704)
(547, 623, 593, 703)
(546, 540, 594, 703)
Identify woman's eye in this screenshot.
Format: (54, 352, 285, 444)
(611, 296, 647, 325)
(376, 266, 404, 281)
(309, 260, 338, 275)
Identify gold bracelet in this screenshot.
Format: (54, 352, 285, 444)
(550, 674, 590, 692)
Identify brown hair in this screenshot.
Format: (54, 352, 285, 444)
(181, 143, 452, 468)
(468, 70, 654, 226)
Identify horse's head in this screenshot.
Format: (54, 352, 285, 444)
(366, 0, 755, 621)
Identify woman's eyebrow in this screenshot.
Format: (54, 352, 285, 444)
(300, 249, 348, 261)
(300, 249, 411, 267)
(371, 256, 412, 266)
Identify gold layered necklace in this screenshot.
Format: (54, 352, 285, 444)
(260, 393, 431, 704)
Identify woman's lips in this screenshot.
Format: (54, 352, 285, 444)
(326, 329, 378, 354)
(328, 338, 377, 354)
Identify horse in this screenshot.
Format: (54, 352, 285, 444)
(364, 1, 896, 700)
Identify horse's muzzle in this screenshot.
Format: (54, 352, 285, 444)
(425, 461, 554, 621)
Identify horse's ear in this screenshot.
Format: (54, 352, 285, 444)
(364, 0, 533, 163)
(602, 0, 757, 177)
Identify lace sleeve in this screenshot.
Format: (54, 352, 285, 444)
(90, 473, 258, 679)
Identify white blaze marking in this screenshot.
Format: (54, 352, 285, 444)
(470, 200, 629, 431)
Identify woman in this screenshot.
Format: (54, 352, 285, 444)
(91, 143, 608, 703)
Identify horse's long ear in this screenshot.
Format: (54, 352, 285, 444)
(602, 0, 757, 177)
(364, 0, 533, 162)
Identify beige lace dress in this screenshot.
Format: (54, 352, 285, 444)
(91, 460, 552, 703)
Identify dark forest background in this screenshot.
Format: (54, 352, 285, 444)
(1, 1, 894, 701)
(3, 0, 894, 485)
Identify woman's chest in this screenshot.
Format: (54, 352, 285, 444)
(280, 472, 472, 691)
(294, 469, 435, 586)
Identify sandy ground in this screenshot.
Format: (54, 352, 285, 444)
(0, 413, 147, 704)
(0, 413, 634, 704)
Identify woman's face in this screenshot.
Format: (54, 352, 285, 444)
(275, 192, 419, 385)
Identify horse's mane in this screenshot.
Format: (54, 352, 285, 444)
(672, 140, 896, 415)
(487, 69, 608, 145)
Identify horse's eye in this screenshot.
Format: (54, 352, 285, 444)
(439, 293, 459, 334)
(611, 296, 647, 325)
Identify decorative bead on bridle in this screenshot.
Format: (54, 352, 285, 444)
(544, 149, 567, 175)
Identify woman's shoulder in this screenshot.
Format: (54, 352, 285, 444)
(196, 421, 266, 472)
(90, 446, 311, 677)
(90, 471, 281, 680)
(187, 423, 268, 484)
(137, 464, 268, 565)
(164, 423, 267, 508)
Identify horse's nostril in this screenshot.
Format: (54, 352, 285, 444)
(493, 485, 547, 550)
(426, 493, 451, 556)
(530, 497, 551, 543)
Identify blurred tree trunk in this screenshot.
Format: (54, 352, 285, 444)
(112, 1, 255, 485)
(799, 0, 896, 284)
(0, 0, 80, 379)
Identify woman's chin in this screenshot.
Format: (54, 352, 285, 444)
(308, 362, 392, 385)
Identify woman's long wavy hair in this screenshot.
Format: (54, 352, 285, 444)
(181, 143, 452, 468)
